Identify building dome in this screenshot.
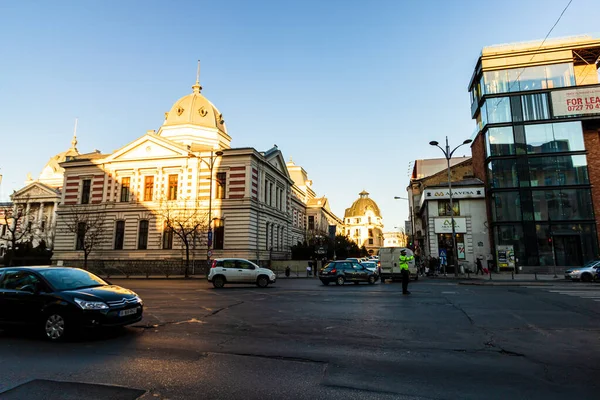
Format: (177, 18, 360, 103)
(344, 190, 381, 218)
(162, 82, 228, 135)
(35, 134, 80, 188)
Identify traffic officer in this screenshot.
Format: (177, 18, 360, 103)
(399, 249, 414, 295)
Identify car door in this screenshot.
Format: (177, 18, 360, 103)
(220, 259, 240, 282)
(0, 270, 46, 325)
(353, 263, 369, 281)
(342, 262, 354, 281)
(237, 260, 258, 283)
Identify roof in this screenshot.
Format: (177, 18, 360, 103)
(411, 157, 470, 181)
(162, 81, 228, 135)
(344, 191, 381, 218)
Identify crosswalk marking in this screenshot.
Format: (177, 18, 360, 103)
(525, 286, 600, 303)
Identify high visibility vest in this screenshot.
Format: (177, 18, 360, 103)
(399, 254, 414, 270)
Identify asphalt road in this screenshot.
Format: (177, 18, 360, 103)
(1, 277, 599, 400)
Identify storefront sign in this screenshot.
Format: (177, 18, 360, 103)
(551, 87, 600, 117)
(421, 187, 485, 206)
(496, 245, 515, 269)
(434, 217, 467, 234)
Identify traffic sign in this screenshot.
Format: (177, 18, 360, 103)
(440, 256, 447, 265)
(208, 231, 213, 240)
(439, 249, 447, 258)
(207, 250, 212, 257)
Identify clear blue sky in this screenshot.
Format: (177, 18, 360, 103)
(1, 0, 598, 229)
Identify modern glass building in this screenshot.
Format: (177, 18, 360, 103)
(468, 35, 600, 271)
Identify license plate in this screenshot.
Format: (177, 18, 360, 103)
(119, 308, 138, 317)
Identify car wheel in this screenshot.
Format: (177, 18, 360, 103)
(213, 276, 225, 289)
(257, 275, 269, 288)
(336, 276, 345, 286)
(368, 275, 375, 285)
(581, 273, 592, 283)
(44, 313, 67, 341)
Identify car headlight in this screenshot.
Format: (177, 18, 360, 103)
(570, 270, 580, 274)
(74, 298, 109, 310)
(134, 295, 143, 304)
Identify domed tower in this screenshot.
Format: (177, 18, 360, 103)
(157, 78, 232, 151)
(344, 190, 385, 254)
(36, 132, 80, 188)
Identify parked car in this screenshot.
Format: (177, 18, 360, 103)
(564, 260, 600, 282)
(208, 258, 276, 288)
(0, 266, 143, 341)
(359, 261, 379, 274)
(319, 260, 377, 286)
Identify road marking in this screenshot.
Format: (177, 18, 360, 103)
(528, 286, 600, 303)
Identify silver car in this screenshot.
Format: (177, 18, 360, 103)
(564, 260, 600, 282)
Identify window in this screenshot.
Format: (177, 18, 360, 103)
(120, 177, 130, 202)
(521, 93, 549, 121)
(493, 192, 521, 222)
(486, 97, 511, 124)
(237, 260, 254, 269)
(438, 201, 460, 216)
(525, 121, 584, 154)
(529, 155, 589, 187)
(114, 220, 125, 250)
(167, 175, 178, 200)
(368, 229, 373, 237)
(531, 189, 594, 221)
(76, 222, 86, 250)
(368, 217, 372, 223)
(162, 224, 173, 249)
(138, 220, 149, 250)
(486, 127, 515, 157)
(216, 172, 226, 199)
(214, 219, 224, 250)
(368, 238, 374, 245)
(488, 159, 519, 188)
(269, 182, 273, 206)
(308, 216, 315, 230)
(144, 176, 154, 201)
(81, 179, 91, 204)
(0, 271, 42, 291)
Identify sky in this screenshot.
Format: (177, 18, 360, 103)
(1, 0, 598, 230)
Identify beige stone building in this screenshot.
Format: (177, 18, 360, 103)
(343, 191, 384, 254)
(52, 79, 297, 270)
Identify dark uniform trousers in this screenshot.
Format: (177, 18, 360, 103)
(401, 269, 409, 293)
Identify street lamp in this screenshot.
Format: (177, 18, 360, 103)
(200, 149, 223, 272)
(429, 136, 472, 277)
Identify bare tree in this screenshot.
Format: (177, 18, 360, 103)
(157, 198, 209, 278)
(1, 198, 33, 266)
(60, 204, 107, 270)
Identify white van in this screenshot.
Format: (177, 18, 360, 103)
(378, 247, 418, 281)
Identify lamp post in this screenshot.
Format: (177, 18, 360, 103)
(429, 136, 472, 277)
(200, 149, 223, 272)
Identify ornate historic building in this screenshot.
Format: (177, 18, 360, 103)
(52, 78, 297, 269)
(343, 190, 384, 254)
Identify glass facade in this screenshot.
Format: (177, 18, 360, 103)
(472, 59, 598, 268)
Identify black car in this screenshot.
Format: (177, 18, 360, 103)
(319, 261, 378, 286)
(0, 266, 143, 341)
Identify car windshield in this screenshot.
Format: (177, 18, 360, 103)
(582, 260, 600, 268)
(38, 268, 107, 291)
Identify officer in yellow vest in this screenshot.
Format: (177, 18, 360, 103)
(399, 249, 414, 295)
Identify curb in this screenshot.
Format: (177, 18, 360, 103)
(458, 281, 555, 286)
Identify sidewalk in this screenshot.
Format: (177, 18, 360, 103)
(450, 272, 566, 286)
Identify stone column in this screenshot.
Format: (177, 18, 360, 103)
(51, 202, 58, 229)
(38, 202, 45, 230)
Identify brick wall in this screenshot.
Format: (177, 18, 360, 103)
(583, 122, 600, 246)
(470, 133, 494, 253)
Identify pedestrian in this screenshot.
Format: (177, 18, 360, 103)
(476, 257, 484, 275)
(399, 249, 414, 295)
(307, 262, 312, 277)
(414, 246, 422, 276)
